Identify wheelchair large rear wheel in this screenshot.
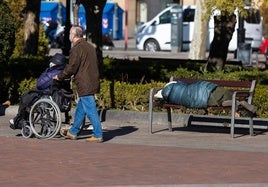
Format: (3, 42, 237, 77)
(29, 98, 62, 139)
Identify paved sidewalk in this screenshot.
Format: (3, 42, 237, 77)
(1, 106, 268, 187)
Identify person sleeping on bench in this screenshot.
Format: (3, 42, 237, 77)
(154, 80, 257, 113)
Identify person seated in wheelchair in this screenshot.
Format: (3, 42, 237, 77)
(9, 53, 67, 130)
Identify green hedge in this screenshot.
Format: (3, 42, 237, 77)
(0, 0, 15, 65)
(14, 77, 268, 118)
(7, 56, 50, 103)
(97, 80, 164, 111)
(4, 56, 268, 118)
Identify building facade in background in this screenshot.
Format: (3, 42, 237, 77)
(42, 0, 260, 40)
(42, 0, 196, 38)
(112, 0, 196, 37)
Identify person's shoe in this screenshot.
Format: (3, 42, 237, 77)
(239, 101, 258, 113)
(66, 131, 77, 140)
(9, 119, 16, 130)
(86, 125, 93, 130)
(86, 136, 103, 143)
(86, 124, 106, 130)
(60, 128, 68, 136)
(2, 100, 11, 106)
(9, 119, 14, 125)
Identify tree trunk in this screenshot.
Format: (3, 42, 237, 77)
(188, 0, 208, 60)
(206, 14, 237, 71)
(23, 0, 40, 55)
(75, 0, 106, 47)
(74, 0, 107, 77)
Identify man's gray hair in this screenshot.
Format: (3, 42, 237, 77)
(71, 26, 83, 38)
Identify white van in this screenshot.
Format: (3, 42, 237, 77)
(136, 4, 195, 52)
(136, 4, 262, 52)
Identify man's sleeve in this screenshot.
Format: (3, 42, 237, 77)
(58, 50, 79, 80)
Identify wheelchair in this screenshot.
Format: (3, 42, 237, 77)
(21, 79, 74, 139)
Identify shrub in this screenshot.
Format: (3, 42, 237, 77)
(8, 57, 268, 118)
(17, 78, 37, 96)
(13, 76, 268, 118)
(6, 0, 26, 57)
(253, 85, 268, 118)
(8, 55, 49, 103)
(0, 1, 16, 103)
(12, 25, 49, 57)
(97, 80, 164, 111)
(38, 25, 49, 55)
(0, 0, 16, 65)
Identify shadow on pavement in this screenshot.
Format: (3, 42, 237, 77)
(103, 126, 138, 141)
(79, 125, 138, 142)
(171, 125, 268, 138)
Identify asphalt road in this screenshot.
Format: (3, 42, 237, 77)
(49, 38, 266, 65)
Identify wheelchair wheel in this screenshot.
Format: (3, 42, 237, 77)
(29, 98, 62, 139)
(21, 125, 33, 138)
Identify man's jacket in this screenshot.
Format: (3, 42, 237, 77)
(58, 38, 100, 97)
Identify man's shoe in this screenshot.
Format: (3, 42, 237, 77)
(60, 128, 68, 136)
(86, 136, 103, 143)
(66, 131, 77, 140)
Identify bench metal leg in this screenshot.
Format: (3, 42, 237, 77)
(148, 104, 153, 134)
(230, 96, 237, 138)
(167, 108, 172, 131)
(249, 116, 254, 136)
(148, 88, 154, 134)
(230, 111, 235, 138)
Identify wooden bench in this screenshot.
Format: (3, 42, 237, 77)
(148, 77, 257, 138)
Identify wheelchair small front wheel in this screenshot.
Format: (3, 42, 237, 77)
(21, 125, 33, 138)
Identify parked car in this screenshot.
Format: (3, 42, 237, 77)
(259, 38, 268, 54)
